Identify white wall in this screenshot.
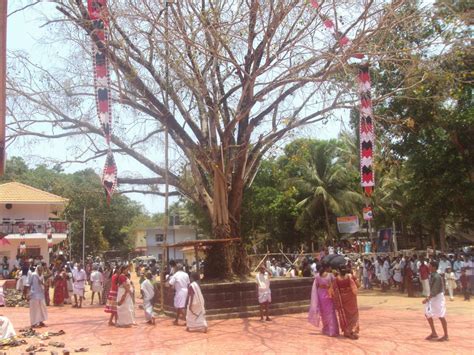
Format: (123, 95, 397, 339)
(1, 203, 53, 220)
(144, 226, 196, 262)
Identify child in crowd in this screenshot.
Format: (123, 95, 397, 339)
(256, 266, 271, 321)
(444, 267, 456, 301)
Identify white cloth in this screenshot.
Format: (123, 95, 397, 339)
(453, 260, 464, 280)
(421, 279, 430, 297)
(141, 279, 155, 320)
(425, 292, 446, 319)
(29, 299, 48, 326)
(380, 261, 390, 282)
(168, 271, 190, 309)
(90, 271, 104, 293)
(116, 280, 135, 327)
(393, 263, 403, 283)
(0, 316, 16, 340)
(256, 272, 271, 303)
(72, 269, 87, 296)
(437, 260, 450, 274)
(29, 273, 44, 300)
(0, 285, 4, 306)
(186, 281, 207, 332)
(140, 279, 155, 301)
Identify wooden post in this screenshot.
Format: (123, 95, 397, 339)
(0, 0, 7, 175)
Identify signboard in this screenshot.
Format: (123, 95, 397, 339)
(336, 216, 359, 234)
(377, 228, 392, 252)
(363, 206, 373, 221)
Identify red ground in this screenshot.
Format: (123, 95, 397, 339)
(1, 289, 473, 354)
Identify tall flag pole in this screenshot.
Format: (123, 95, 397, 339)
(0, 0, 7, 176)
(87, 0, 117, 204)
(309, 0, 375, 243)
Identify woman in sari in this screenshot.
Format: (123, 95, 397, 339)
(53, 268, 68, 306)
(102, 265, 113, 305)
(104, 267, 120, 326)
(116, 266, 135, 327)
(186, 272, 207, 333)
(308, 263, 339, 337)
(333, 267, 360, 340)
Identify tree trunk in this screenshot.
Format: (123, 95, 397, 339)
(203, 164, 249, 279)
(439, 220, 447, 252)
(322, 200, 332, 243)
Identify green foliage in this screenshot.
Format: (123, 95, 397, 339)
(1, 158, 145, 257)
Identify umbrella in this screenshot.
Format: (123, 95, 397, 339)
(321, 254, 346, 269)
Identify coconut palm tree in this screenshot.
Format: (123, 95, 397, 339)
(287, 139, 364, 243)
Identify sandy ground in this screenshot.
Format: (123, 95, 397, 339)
(1, 285, 473, 354)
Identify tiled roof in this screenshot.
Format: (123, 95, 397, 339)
(0, 182, 69, 204)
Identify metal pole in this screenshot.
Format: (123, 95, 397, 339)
(392, 219, 398, 253)
(368, 219, 373, 252)
(0, 0, 7, 176)
(160, 0, 171, 313)
(82, 207, 86, 263)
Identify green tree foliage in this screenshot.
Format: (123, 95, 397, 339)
(1, 158, 144, 257)
(372, 1, 474, 250)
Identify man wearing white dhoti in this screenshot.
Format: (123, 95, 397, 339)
(186, 272, 207, 333)
(168, 264, 190, 325)
(90, 266, 104, 305)
(28, 265, 48, 328)
(140, 272, 155, 325)
(72, 264, 87, 308)
(380, 258, 391, 292)
(423, 260, 448, 342)
(0, 315, 16, 339)
(256, 266, 271, 321)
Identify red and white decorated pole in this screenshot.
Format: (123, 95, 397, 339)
(358, 64, 375, 197)
(309, 1, 375, 245)
(87, 0, 117, 204)
(0, 0, 7, 176)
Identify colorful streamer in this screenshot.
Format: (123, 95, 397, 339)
(88, 0, 117, 203)
(309, 1, 374, 196)
(358, 65, 374, 196)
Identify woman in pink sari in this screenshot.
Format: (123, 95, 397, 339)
(308, 263, 339, 337)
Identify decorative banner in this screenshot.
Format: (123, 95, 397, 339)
(363, 206, 373, 221)
(336, 216, 360, 234)
(88, 0, 117, 204)
(358, 65, 374, 196)
(309, 1, 364, 59)
(308, 2, 373, 196)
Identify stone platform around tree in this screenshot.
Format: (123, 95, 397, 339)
(155, 277, 313, 320)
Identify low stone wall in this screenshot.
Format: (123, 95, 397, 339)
(0, 279, 16, 289)
(155, 277, 313, 318)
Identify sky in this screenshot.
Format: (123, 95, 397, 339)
(5, 1, 349, 214)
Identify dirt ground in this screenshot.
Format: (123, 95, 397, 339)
(1, 286, 473, 354)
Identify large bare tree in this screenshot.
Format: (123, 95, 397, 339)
(7, 0, 427, 277)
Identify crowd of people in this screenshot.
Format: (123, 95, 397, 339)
(354, 253, 472, 301)
(0, 255, 209, 336)
(1, 248, 473, 343)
